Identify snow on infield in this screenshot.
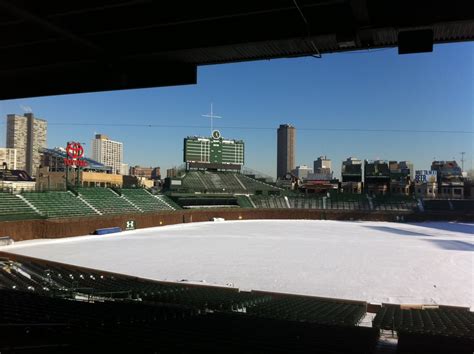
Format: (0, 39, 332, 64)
(4, 220, 473, 307)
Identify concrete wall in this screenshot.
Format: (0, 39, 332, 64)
(1, 209, 472, 242)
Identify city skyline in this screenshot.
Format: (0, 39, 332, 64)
(0, 43, 472, 178)
(0, 115, 471, 180)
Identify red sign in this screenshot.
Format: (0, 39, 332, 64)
(64, 142, 88, 167)
(66, 142, 84, 159)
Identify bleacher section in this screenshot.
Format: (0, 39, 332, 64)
(250, 194, 421, 211)
(180, 171, 281, 194)
(0, 186, 472, 221)
(237, 173, 282, 192)
(0, 193, 40, 221)
(235, 195, 254, 208)
(289, 196, 324, 209)
(22, 191, 98, 218)
(373, 304, 474, 353)
(121, 189, 175, 211)
(0, 188, 178, 221)
(423, 199, 452, 211)
(252, 195, 288, 209)
(0, 253, 380, 353)
(450, 199, 474, 211)
(77, 187, 141, 215)
(371, 195, 417, 211)
(174, 196, 239, 208)
(327, 193, 371, 210)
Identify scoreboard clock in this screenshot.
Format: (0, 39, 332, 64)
(212, 130, 221, 139)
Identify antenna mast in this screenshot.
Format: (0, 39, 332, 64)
(460, 152, 465, 171)
(202, 103, 222, 135)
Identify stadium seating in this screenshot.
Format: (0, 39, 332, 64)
(235, 195, 254, 208)
(174, 196, 239, 208)
(246, 296, 367, 326)
(373, 304, 474, 353)
(237, 174, 281, 192)
(326, 193, 370, 210)
(77, 187, 140, 215)
(22, 191, 98, 218)
(0, 192, 40, 221)
(180, 171, 281, 193)
(251, 196, 288, 209)
(451, 200, 474, 212)
(121, 189, 175, 212)
(250, 193, 422, 212)
(371, 195, 417, 211)
(422, 199, 452, 211)
(0, 253, 380, 353)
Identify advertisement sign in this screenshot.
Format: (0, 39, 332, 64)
(415, 170, 437, 183)
(125, 220, 136, 230)
(64, 142, 88, 167)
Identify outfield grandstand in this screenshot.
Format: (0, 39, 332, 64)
(1, 186, 473, 221)
(250, 194, 418, 212)
(0, 188, 176, 221)
(0, 193, 41, 221)
(168, 171, 282, 194)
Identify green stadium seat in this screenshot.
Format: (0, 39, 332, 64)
(180, 171, 281, 194)
(0, 193, 41, 221)
(22, 191, 99, 218)
(77, 188, 141, 215)
(121, 189, 175, 212)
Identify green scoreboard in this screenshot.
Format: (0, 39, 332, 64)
(184, 130, 244, 166)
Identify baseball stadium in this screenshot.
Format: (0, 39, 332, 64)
(1, 1, 473, 354)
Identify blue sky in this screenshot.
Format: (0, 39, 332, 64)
(0, 42, 472, 178)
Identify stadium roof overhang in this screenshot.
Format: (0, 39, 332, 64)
(0, 0, 473, 99)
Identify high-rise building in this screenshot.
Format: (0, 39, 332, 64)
(6, 113, 47, 176)
(277, 124, 295, 178)
(0, 148, 17, 170)
(292, 165, 312, 179)
(314, 156, 332, 175)
(91, 134, 123, 174)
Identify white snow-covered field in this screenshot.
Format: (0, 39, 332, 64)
(3, 220, 473, 307)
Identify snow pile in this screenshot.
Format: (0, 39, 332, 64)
(4, 220, 473, 307)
